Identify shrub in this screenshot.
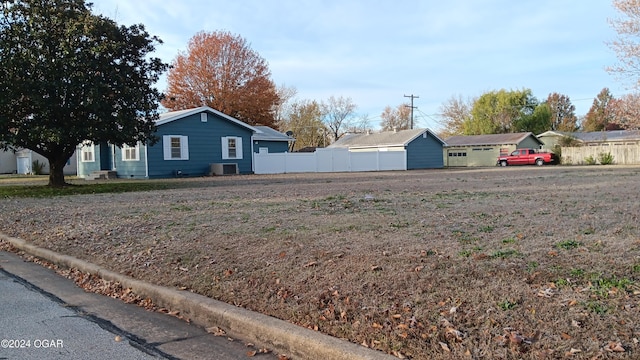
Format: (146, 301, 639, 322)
(584, 155, 596, 165)
(598, 152, 614, 165)
(32, 160, 45, 175)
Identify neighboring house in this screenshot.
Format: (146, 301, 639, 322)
(538, 130, 640, 165)
(328, 128, 445, 169)
(443, 132, 543, 167)
(0, 147, 76, 175)
(253, 126, 295, 153)
(538, 130, 640, 148)
(15, 149, 77, 175)
(0, 147, 17, 174)
(77, 106, 292, 179)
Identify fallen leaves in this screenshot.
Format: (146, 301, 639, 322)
(604, 341, 625, 352)
(206, 326, 226, 337)
(303, 261, 317, 268)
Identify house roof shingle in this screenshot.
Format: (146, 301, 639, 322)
(156, 106, 262, 133)
(444, 132, 541, 146)
(328, 128, 444, 149)
(538, 130, 640, 143)
(253, 126, 295, 142)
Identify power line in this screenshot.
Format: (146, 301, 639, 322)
(404, 94, 419, 129)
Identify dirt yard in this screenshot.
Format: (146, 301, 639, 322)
(1, 166, 640, 359)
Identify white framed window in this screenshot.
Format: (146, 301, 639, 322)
(122, 143, 139, 161)
(163, 135, 189, 160)
(81, 143, 95, 162)
(221, 136, 243, 159)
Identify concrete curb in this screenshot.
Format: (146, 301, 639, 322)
(1, 234, 396, 360)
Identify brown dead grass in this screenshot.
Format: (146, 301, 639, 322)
(2, 166, 640, 359)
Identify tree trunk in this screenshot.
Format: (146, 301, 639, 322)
(48, 158, 68, 187)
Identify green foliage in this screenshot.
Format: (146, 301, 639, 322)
(463, 88, 539, 135)
(558, 136, 582, 147)
(498, 300, 518, 311)
(526, 261, 539, 273)
(0, 182, 173, 198)
(584, 300, 609, 314)
(490, 249, 522, 259)
(598, 152, 614, 165)
(31, 160, 45, 175)
(589, 274, 633, 298)
(570, 268, 585, 277)
(513, 102, 552, 134)
(584, 155, 597, 165)
(556, 239, 582, 250)
(0, 0, 168, 187)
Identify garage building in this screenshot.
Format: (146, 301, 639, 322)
(443, 132, 543, 167)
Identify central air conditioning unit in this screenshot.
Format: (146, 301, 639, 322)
(209, 163, 239, 176)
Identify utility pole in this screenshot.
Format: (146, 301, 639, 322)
(404, 94, 419, 129)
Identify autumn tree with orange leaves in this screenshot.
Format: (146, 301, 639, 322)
(162, 31, 279, 127)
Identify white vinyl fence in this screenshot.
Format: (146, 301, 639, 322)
(561, 145, 640, 165)
(254, 148, 407, 174)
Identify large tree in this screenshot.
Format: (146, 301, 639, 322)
(607, 0, 640, 89)
(463, 89, 537, 135)
(162, 31, 278, 127)
(0, 0, 167, 187)
(546, 93, 578, 131)
(321, 95, 357, 141)
(379, 104, 411, 131)
(279, 99, 327, 150)
(610, 93, 640, 129)
(438, 95, 473, 138)
(513, 103, 551, 134)
(582, 88, 616, 131)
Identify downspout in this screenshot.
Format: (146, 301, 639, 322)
(250, 134, 255, 174)
(144, 141, 149, 178)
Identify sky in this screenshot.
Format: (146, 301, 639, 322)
(93, 0, 629, 131)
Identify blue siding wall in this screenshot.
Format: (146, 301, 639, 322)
(113, 144, 148, 179)
(146, 112, 254, 178)
(77, 145, 102, 177)
(254, 140, 289, 153)
(406, 132, 444, 169)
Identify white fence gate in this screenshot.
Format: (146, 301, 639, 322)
(254, 148, 407, 174)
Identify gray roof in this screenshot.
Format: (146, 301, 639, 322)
(538, 130, 640, 143)
(253, 126, 295, 142)
(444, 132, 541, 146)
(328, 128, 444, 149)
(156, 106, 262, 133)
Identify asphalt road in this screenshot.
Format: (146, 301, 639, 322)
(0, 251, 276, 360)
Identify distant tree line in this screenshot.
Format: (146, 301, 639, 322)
(4, 0, 640, 187)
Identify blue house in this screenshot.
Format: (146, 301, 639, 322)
(77, 106, 292, 179)
(328, 128, 445, 169)
(253, 126, 295, 153)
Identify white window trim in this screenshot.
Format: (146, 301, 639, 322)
(81, 143, 95, 162)
(221, 136, 243, 160)
(122, 143, 140, 161)
(163, 135, 189, 160)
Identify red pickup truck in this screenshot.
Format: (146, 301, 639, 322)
(497, 148, 557, 166)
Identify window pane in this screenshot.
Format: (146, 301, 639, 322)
(228, 138, 236, 158)
(171, 138, 181, 158)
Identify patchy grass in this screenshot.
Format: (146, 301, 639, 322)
(2, 167, 640, 359)
(0, 180, 175, 198)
